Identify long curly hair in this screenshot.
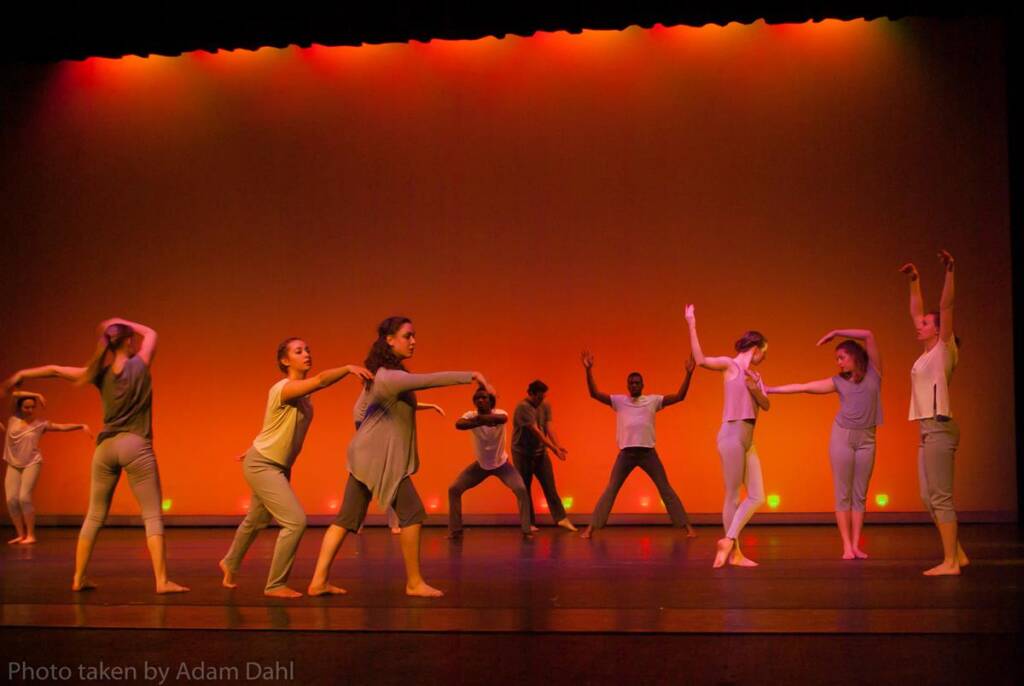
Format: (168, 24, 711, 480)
(364, 316, 412, 377)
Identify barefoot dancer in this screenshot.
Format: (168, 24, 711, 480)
(3, 318, 188, 593)
(901, 250, 968, 576)
(219, 338, 371, 598)
(3, 391, 90, 544)
(684, 305, 770, 568)
(580, 351, 697, 539)
(447, 388, 532, 540)
(511, 380, 577, 532)
(307, 316, 495, 597)
(767, 329, 883, 559)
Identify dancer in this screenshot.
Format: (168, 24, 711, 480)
(901, 250, 967, 575)
(220, 338, 371, 598)
(766, 329, 882, 559)
(307, 316, 495, 597)
(511, 380, 576, 532)
(580, 351, 698, 539)
(684, 304, 770, 568)
(447, 388, 532, 540)
(384, 402, 444, 534)
(3, 318, 188, 593)
(3, 391, 90, 544)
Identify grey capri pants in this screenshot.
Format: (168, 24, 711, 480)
(81, 432, 164, 539)
(828, 421, 877, 512)
(333, 474, 426, 532)
(917, 417, 960, 524)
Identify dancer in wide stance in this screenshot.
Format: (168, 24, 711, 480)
(220, 338, 371, 597)
(580, 350, 697, 539)
(447, 387, 532, 539)
(3, 391, 90, 544)
(767, 329, 882, 559)
(901, 250, 967, 576)
(307, 316, 495, 597)
(685, 304, 770, 568)
(4, 318, 188, 593)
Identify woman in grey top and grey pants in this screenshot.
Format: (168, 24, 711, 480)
(4, 318, 188, 593)
(307, 316, 495, 598)
(219, 337, 371, 598)
(685, 304, 771, 569)
(767, 329, 883, 560)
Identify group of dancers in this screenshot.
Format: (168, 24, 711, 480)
(2, 249, 967, 598)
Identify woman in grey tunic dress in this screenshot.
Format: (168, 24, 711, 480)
(307, 316, 495, 597)
(4, 318, 188, 593)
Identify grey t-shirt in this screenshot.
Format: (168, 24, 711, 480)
(94, 355, 152, 444)
(833, 364, 883, 430)
(512, 400, 551, 455)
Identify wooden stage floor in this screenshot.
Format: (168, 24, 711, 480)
(1, 524, 1021, 684)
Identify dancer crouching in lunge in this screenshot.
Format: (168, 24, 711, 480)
(901, 250, 967, 576)
(220, 338, 371, 598)
(580, 350, 697, 539)
(511, 380, 576, 532)
(447, 388, 532, 540)
(767, 329, 883, 559)
(3, 391, 91, 544)
(684, 305, 770, 568)
(307, 316, 495, 597)
(3, 318, 188, 593)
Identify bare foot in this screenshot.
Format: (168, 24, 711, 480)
(729, 548, 759, 567)
(390, 527, 402, 535)
(219, 560, 238, 589)
(529, 525, 540, 533)
(685, 526, 698, 539)
(842, 549, 856, 560)
(557, 518, 578, 532)
(923, 561, 960, 576)
(307, 583, 347, 596)
(406, 581, 444, 598)
(156, 580, 190, 594)
(72, 578, 97, 592)
(446, 530, 463, 540)
(264, 586, 302, 598)
(8, 536, 23, 545)
(853, 548, 869, 559)
(18, 536, 36, 544)
(580, 526, 594, 539)
(957, 544, 970, 567)
(713, 537, 733, 568)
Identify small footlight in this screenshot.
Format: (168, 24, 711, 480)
(161, 499, 172, 512)
(875, 493, 889, 507)
(766, 494, 781, 509)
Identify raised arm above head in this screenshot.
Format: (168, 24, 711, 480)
(684, 304, 732, 371)
(581, 351, 612, 406)
(899, 263, 924, 325)
(101, 317, 158, 366)
(937, 250, 955, 343)
(662, 354, 696, 407)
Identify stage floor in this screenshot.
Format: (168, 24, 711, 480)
(1, 524, 1021, 684)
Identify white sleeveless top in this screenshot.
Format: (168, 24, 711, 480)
(909, 338, 957, 420)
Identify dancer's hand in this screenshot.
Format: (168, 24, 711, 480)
(685, 353, 696, 374)
(743, 368, 762, 391)
(937, 249, 955, 272)
(899, 262, 919, 281)
(423, 403, 445, 417)
(816, 330, 837, 346)
(472, 373, 497, 397)
(346, 365, 374, 382)
(234, 450, 247, 462)
(554, 447, 568, 461)
(581, 350, 594, 369)
(82, 425, 94, 440)
(684, 304, 696, 324)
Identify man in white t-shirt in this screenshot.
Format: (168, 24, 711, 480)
(580, 351, 697, 539)
(447, 388, 532, 539)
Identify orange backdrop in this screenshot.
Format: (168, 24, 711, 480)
(0, 17, 1014, 519)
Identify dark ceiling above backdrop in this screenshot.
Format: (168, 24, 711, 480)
(1, 2, 1010, 63)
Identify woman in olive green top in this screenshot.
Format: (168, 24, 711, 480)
(4, 318, 188, 593)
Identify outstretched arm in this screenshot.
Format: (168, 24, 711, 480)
(581, 351, 612, 406)
(766, 378, 836, 395)
(46, 422, 90, 434)
(662, 354, 697, 407)
(4, 365, 88, 390)
(102, 317, 158, 366)
(937, 250, 955, 343)
(817, 328, 882, 376)
(899, 263, 924, 325)
(281, 365, 373, 403)
(684, 305, 732, 371)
